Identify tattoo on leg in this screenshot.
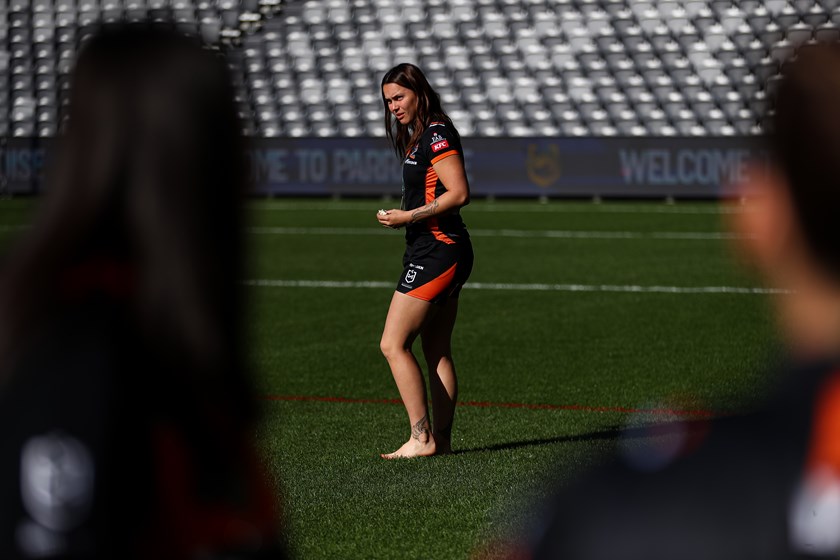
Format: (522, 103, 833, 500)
(411, 414, 430, 442)
(411, 199, 438, 223)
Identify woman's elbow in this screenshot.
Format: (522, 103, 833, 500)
(452, 189, 470, 208)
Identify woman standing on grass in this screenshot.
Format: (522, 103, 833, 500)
(376, 63, 474, 459)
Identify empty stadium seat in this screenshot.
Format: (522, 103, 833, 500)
(5, 0, 839, 138)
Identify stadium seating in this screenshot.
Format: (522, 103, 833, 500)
(0, 0, 835, 138)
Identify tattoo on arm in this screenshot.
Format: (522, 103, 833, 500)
(411, 199, 438, 223)
(411, 413, 430, 443)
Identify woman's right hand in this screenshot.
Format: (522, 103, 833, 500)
(376, 209, 407, 229)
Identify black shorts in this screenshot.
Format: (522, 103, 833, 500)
(396, 237, 474, 304)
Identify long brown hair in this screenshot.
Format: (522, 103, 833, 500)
(381, 63, 460, 158)
(0, 23, 252, 422)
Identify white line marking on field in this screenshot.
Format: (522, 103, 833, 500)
(247, 202, 744, 215)
(246, 226, 745, 240)
(2, 224, 744, 240)
(244, 279, 789, 295)
(248, 226, 387, 236)
(468, 205, 748, 215)
(0, 225, 742, 241)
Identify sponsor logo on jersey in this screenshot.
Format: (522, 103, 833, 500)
(430, 133, 449, 153)
(404, 159, 418, 165)
(405, 269, 417, 284)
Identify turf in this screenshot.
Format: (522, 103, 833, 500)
(0, 197, 780, 559)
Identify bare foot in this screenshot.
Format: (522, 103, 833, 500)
(381, 414, 437, 459)
(380, 436, 437, 459)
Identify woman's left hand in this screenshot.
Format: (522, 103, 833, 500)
(376, 209, 410, 229)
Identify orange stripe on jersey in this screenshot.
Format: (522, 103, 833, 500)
(431, 150, 459, 165)
(424, 165, 455, 245)
(407, 264, 458, 302)
(424, 166, 437, 203)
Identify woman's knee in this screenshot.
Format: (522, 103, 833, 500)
(380, 334, 410, 360)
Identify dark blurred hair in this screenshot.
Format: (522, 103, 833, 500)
(771, 42, 840, 283)
(0, 23, 251, 419)
(381, 63, 460, 158)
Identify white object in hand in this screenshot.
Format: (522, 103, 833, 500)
(378, 209, 387, 216)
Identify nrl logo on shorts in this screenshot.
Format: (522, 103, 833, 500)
(405, 270, 417, 283)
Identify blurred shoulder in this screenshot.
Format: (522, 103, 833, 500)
(528, 410, 810, 560)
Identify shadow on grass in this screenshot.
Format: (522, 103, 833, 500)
(454, 420, 710, 455)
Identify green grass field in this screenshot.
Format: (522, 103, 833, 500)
(0, 197, 780, 558)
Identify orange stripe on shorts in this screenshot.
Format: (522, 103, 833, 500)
(406, 263, 458, 302)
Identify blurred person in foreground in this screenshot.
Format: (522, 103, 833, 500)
(500, 42, 840, 560)
(0, 24, 286, 559)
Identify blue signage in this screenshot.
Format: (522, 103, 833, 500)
(1, 136, 767, 198)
